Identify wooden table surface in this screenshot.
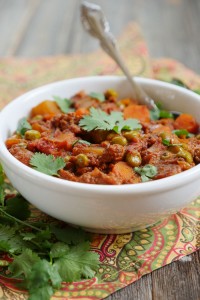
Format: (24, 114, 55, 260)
(0, 0, 199, 299)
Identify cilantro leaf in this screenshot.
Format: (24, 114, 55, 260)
(54, 241, 99, 282)
(9, 249, 40, 278)
(53, 96, 74, 113)
(21, 232, 36, 241)
(0, 224, 16, 240)
(29, 286, 54, 300)
(170, 78, 189, 89)
(172, 129, 194, 138)
(113, 118, 141, 134)
(50, 242, 70, 259)
(27, 260, 62, 300)
(0, 224, 24, 253)
(135, 164, 157, 182)
(51, 225, 90, 245)
(162, 138, 182, 147)
(79, 107, 141, 133)
(30, 153, 65, 176)
(194, 89, 200, 95)
(89, 92, 105, 102)
(150, 106, 174, 121)
(0, 163, 4, 185)
(162, 138, 171, 146)
(150, 107, 160, 121)
(17, 117, 32, 136)
(159, 110, 174, 119)
(6, 194, 30, 221)
(0, 163, 99, 299)
(0, 240, 11, 252)
(0, 185, 5, 206)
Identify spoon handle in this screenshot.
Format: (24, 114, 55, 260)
(81, 1, 157, 110)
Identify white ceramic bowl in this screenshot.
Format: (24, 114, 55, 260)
(0, 76, 200, 234)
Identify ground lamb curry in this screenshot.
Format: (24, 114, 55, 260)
(6, 89, 200, 184)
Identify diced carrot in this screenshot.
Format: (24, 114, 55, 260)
(82, 146, 105, 156)
(75, 108, 89, 118)
(124, 104, 150, 122)
(6, 138, 22, 148)
(53, 132, 77, 151)
(30, 101, 61, 117)
(31, 123, 45, 133)
(174, 114, 199, 133)
(111, 161, 140, 183)
(151, 125, 172, 134)
(119, 98, 132, 106)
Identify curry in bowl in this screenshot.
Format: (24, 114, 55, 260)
(6, 89, 200, 185)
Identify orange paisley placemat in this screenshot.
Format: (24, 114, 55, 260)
(0, 23, 200, 299)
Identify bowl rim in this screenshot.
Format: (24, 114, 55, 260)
(0, 75, 200, 195)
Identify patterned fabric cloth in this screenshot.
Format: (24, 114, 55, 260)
(0, 23, 199, 300)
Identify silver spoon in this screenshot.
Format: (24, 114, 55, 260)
(81, 1, 158, 111)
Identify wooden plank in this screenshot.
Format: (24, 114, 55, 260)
(6, 0, 41, 56)
(151, 251, 200, 300)
(69, 0, 200, 72)
(106, 250, 200, 300)
(0, 0, 38, 55)
(0, 0, 200, 73)
(15, 0, 78, 56)
(107, 275, 152, 300)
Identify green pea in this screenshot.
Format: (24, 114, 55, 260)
(126, 152, 142, 167)
(196, 134, 200, 140)
(107, 133, 119, 140)
(24, 130, 41, 140)
(76, 154, 89, 167)
(111, 136, 128, 146)
(160, 151, 171, 160)
(17, 142, 27, 148)
(168, 145, 181, 154)
(177, 148, 193, 164)
(123, 130, 140, 141)
(64, 155, 71, 163)
(160, 132, 171, 141)
(32, 115, 43, 121)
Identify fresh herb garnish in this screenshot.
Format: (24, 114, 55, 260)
(73, 139, 91, 147)
(170, 78, 189, 89)
(53, 96, 74, 113)
(79, 107, 142, 133)
(0, 165, 99, 300)
(17, 118, 32, 136)
(30, 153, 65, 176)
(150, 107, 160, 120)
(194, 89, 200, 95)
(150, 107, 174, 121)
(172, 129, 194, 138)
(162, 138, 182, 147)
(134, 164, 157, 182)
(89, 92, 105, 102)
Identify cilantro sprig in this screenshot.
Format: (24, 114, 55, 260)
(53, 96, 74, 113)
(79, 107, 142, 133)
(17, 117, 32, 136)
(150, 106, 174, 121)
(162, 138, 182, 147)
(0, 164, 99, 300)
(89, 92, 105, 102)
(30, 153, 65, 176)
(134, 164, 157, 182)
(172, 129, 194, 138)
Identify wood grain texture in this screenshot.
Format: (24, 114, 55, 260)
(0, 1, 199, 299)
(0, 0, 200, 72)
(106, 251, 200, 300)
